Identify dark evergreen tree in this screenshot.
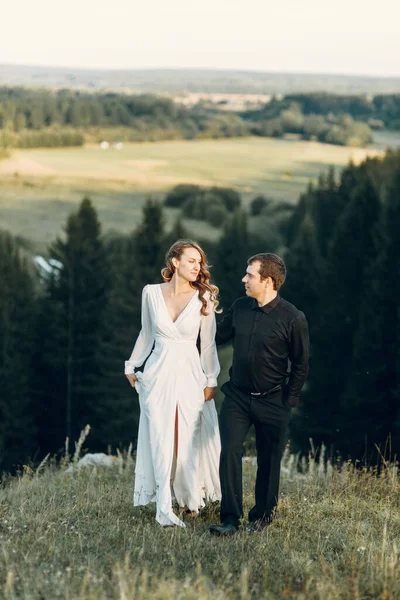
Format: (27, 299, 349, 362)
(162, 217, 188, 253)
(285, 185, 313, 248)
(339, 169, 400, 459)
(99, 198, 166, 448)
(132, 198, 166, 288)
(312, 169, 344, 258)
(284, 213, 325, 452)
(214, 209, 249, 310)
(34, 198, 110, 452)
(287, 167, 348, 261)
(304, 177, 381, 452)
(284, 212, 324, 334)
(0, 231, 37, 470)
(33, 270, 67, 453)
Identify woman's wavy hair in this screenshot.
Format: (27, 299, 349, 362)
(161, 239, 220, 315)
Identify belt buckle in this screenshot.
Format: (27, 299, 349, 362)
(250, 391, 262, 397)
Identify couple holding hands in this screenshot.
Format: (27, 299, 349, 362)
(125, 240, 309, 536)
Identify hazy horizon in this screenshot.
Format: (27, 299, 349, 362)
(2, 0, 399, 78)
(2, 63, 400, 80)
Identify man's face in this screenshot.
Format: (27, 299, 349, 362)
(242, 261, 268, 298)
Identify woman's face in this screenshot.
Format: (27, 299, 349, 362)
(174, 247, 202, 282)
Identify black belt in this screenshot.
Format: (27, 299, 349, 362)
(232, 381, 282, 397)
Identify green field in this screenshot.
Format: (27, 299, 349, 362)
(0, 137, 388, 250)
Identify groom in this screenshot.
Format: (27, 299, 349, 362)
(210, 253, 309, 536)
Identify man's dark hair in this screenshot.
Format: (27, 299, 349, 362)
(247, 253, 286, 290)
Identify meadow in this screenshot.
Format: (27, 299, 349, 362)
(0, 437, 399, 600)
(0, 136, 384, 251)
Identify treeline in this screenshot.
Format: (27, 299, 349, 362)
(0, 128, 84, 149)
(2, 87, 399, 150)
(284, 149, 400, 461)
(247, 110, 373, 147)
(285, 93, 400, 130)
(0, 87, 250, 148)
(240, 92, 400, 146)
(243, 92, 400, 131)
(1, 149, 400, 471)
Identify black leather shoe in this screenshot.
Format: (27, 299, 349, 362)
(209, 522, 238, 536)
(247, 520, 269, 533)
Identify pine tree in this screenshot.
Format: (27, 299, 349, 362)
(0, 231, 37, 470)
(339, 168, 400, 459)
(214, 209, 249, 310)
(98, 198, 166, 449)
(284, 212, 324, 324)
(284, 213, 326, 452)
(286, 186, 312, 248)
(307, 177, 381, 452)
(162, 217, 188, 251)
(33, 272, 67, 453)
(126, 196, 166, 333)
(312, 174, 344, 258)
(34, 198, 110, 452)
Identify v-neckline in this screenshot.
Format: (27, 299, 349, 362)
(158, 283, 198, 325)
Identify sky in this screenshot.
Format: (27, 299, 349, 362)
(2, 0, 400, 76)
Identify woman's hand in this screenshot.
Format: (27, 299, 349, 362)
(126, 373, 138, 388)
(204, 386, 217, 402)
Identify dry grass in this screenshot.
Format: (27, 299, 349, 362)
(0, 439, 399, 599)
(0, 138, 381, 199)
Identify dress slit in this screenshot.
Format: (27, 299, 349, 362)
(170, 405, 178, 487)
(174, 406, 179, 459)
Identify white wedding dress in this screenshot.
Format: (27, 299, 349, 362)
(125, 284, 221, 527)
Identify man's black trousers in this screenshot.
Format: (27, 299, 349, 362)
(219, 380, 291, 527)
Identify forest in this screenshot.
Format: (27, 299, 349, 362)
(1, 148, 399, 472)
(1, 87, 399, 150)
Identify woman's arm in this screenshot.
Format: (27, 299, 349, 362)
(124, 285, 155, 385)
(200, 296, 220, 398)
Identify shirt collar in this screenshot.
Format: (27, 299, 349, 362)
(252, 294, 280, 313)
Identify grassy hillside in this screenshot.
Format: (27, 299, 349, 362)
(0, 442, 399, 599)
(0, 138, 381, 195)
(0, 137, 383, 251)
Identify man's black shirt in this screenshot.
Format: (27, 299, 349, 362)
(216, 294, 309, 407)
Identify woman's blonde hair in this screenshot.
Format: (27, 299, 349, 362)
(161, 239, 220, 315)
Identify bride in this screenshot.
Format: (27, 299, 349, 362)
(125, 240, 221, 527)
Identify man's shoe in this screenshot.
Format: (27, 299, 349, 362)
(209, 522, 238, 536)
(247, 519, 269, 533)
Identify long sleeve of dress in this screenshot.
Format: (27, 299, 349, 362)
(124, 285, 155, 375)
(200, 296, 220, 388)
